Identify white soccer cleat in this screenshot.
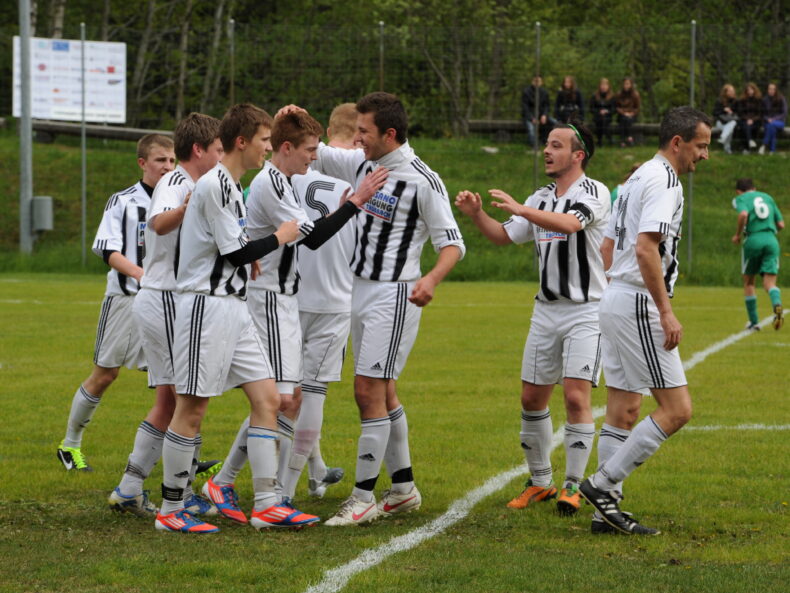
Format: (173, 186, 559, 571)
(377, 486, 422, 516)
(324, 494, 378, 526)
(108, 487, 158, 517)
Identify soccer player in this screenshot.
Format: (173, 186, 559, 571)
(153, 103, 314, 533)
(731, 178, 784, 330)
(202, 110, 387, 518)
(306, 92, 466, 526)
(57, 134, 175, 471)
(579, 106, 712, 535)
(455, 120, 610, 516)
(285, 103, 359, 500)
(108, 113, 223, 517)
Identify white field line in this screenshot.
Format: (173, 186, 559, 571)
(304, 314, 775, 593)
(685, 424, 790, 431)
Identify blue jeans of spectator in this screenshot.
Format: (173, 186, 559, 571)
(619, 115, 636, 144)
(714, 119, 737, 153)
(524, 118, 554, 149)
(762, 119, 785, 152)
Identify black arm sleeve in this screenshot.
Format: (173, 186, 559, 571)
(299, 201, 359, 250)
(225, 234, 280, 267)
(102, 249, 119, 264)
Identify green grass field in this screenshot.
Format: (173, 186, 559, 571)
(1, 275, 787, 593)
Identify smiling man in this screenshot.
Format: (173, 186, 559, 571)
(456, 120, 610, 518)
(579, 106, 712, 536)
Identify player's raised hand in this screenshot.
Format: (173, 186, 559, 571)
(275, 104, 308, 119)
(338, 187, 353, 208)
(454, 190, 482, 217)
(489, 189, 524, 217)
(349, 167, 388, 207)
(275, 219, 300, 245)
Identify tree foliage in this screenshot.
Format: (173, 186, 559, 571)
(1, 0, 787, 134)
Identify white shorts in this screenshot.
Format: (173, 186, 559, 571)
(93, 295, 146, 370)
(174, 293, 273, 397)
(599, 281, 687, 392)
(521, 300, 602, 386)
(352, 278, 421, 380)
(247, 289, 303, 392)
(133, 288, 177, 386)
(300, 310, 351, 383)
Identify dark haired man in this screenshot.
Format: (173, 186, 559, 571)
(304, 92, 466, 525)
(731, 178, 784, 330)
(580, 106, 712, 535)
(456, 120, 610, 517)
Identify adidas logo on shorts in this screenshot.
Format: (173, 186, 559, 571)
(580, 364, 591, 374)
(370, 362, 383, 371)
(569, 441, 587, 450)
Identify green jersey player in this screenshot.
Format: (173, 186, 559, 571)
(731, 178, 785, 330)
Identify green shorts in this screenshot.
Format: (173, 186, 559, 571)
(741, 233, 780, 276)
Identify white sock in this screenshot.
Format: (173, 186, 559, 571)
(117, 420, 164, 496)
(593, 416, 667, 491)
(351, 417, 390, 503)
(593, 423, 630, 520)
(281, 384, 326, 499)
(384, 406, 414, 494)
(308, 438, 328, 483)
(563, 422, 595, 487)
(63, 386, 101, 448)
(247, 425, 278, 511)
(184, 433, 202, 499)
(160, 429, 195, 515)
(214, 416, 249, 486)
(276, 414, 294, 501)
(520, 408, 553, 487)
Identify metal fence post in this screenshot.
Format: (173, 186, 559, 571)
(687, 19, 696, 274)
(379, 21, 385, 91)
(228, 18, 235, 105)
(19, 0, 33, 255)
(81, 22, 87, 267)
(533, 21, 541, 189)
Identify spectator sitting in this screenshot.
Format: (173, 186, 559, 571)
(521, 75, 553, 149)
(555, 75, 584, 123)
(758, 83, 787, 155)
(713, 84, 738, 154)
(590, 78, 616, 146)
(615, 77, 641, 147)
(737, 82, 763, 153)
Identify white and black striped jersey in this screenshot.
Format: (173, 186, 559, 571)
(141, 165, 194, 291)
(91, 181, 151, 296)
(246, 161, 316, 295)
(605, 154, 684, 297)
(503, 174, 611, 303)
(292, 169, 354, 314)
(175, 163, 250, 298)
(314, 141, 465, 283)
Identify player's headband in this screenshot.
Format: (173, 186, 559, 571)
(567, 124, 590, 158)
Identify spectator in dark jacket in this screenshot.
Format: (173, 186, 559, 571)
(589, 78, 616, 146)
(758, 83, 787, 154)
(615, 77, 640, 147)
(521, 75, 553, 148)
(737, 82, 763, 153)
(555, 75, 584, 124)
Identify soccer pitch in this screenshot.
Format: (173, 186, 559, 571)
(0, 275, 787, 593)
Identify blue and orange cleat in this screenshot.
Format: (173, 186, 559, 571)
(155, 509, 219, 534)
(201, 476, 248, 524)
(249, 499, 320, 530)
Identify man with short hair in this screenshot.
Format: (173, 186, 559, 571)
(201, 110, 387, 519)
(731, 178, 784, 330)
(108, 113, 223, 517)
(57, 134, 175, 472)
(154, 103, 314, 533)
(580, 106, 712, 535)
(308, 92, 466, 526)
(456, 120, 610, 517)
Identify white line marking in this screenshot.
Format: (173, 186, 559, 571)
(305, 316, 769, 593)
(685, 423, 790, 431)
(0, 299, 100, 306)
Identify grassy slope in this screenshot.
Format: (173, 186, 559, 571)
(1, 129, 788, 284)
(0, 276, 787, 593)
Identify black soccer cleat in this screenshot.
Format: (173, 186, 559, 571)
(591, 511, 660, 535)
(579, 478, 659, 535)
(195, 459, 223, 480)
